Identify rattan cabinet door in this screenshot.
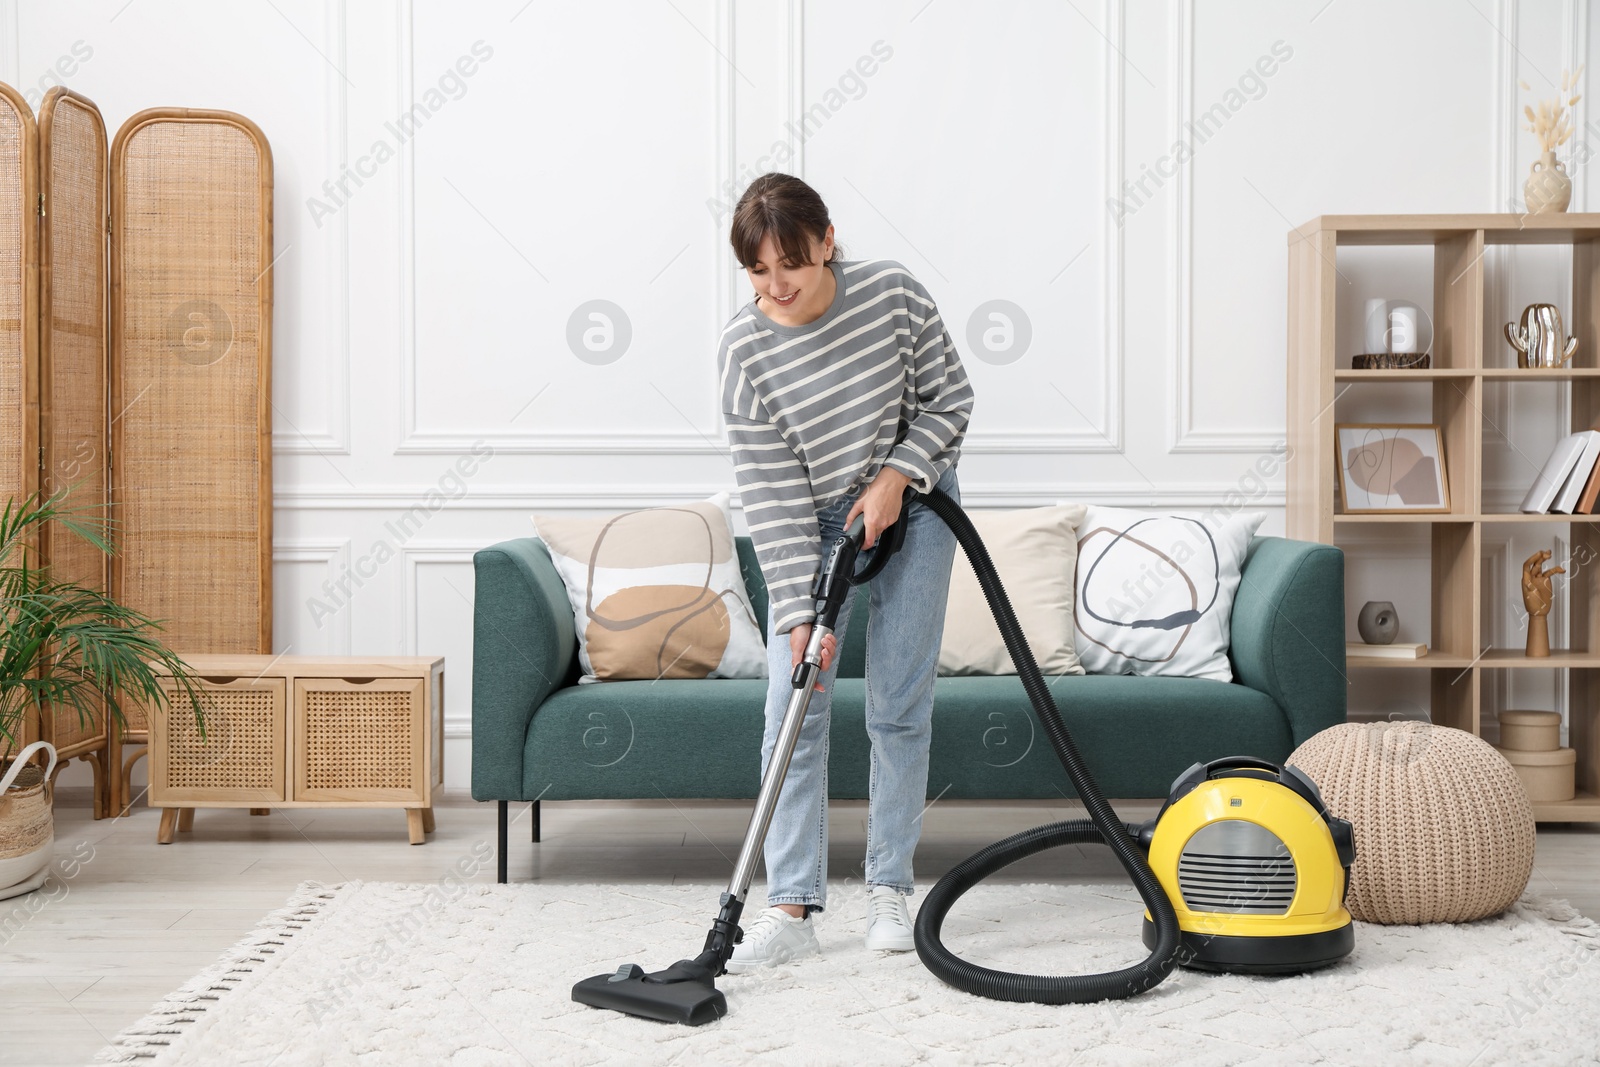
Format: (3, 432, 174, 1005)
(292, 678, 426, 804)
(149, 677, 286, 804)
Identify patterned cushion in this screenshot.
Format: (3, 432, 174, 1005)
(1064, 503, 1264, 682)
(531, 493, 767, 683)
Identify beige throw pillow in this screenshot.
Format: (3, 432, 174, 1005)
(938, 504, 1089, 676)
(530, 492, 767, 684)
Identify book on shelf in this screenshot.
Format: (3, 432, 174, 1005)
(1522, 431, 1600, 514)
(1555, 431, 1600, 514)
(1577, 448, 1600, 514)
(1346, 641, 1428, 659)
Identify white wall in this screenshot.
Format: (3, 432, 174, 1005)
(18, 0, 1599, 793)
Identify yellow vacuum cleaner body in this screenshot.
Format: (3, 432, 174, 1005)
(1138, 757, 1356, 974)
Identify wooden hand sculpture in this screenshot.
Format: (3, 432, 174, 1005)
(1522, 548, 1565, 657)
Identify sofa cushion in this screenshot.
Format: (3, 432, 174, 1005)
(1067, 504, 1265, 682)
(939, 503, 1088, 676)
(533, 493, 767, 683)
(522, 674, 1292, 802)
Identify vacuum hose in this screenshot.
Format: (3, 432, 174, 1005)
(912, 487, 1181, 1003)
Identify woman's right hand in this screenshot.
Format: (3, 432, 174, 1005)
(789, 622, 838, 692)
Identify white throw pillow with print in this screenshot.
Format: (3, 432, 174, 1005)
(1061, 503, 1265, 682)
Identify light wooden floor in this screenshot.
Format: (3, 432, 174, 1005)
(4, 789, 1597, 1067)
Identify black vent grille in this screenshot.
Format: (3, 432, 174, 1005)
(1177, 819, 1297, 915)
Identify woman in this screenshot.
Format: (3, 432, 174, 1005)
(715, 173, 975, 970)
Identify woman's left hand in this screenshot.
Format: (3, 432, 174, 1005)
(845, 467, 913, 549)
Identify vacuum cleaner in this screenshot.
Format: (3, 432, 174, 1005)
(571, 485, 1355, 1024)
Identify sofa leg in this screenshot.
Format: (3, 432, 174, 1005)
(531, 799, 541, 843)
(497, 801, 508, 884)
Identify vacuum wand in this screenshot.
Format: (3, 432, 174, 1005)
(725, 510, 865, 904)
(571, 505, 891, 1025)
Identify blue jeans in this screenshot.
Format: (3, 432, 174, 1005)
(758, 463, 961, 914)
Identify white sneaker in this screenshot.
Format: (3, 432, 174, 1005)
(865, 885, 915, 951)
(725, 906, 820, 973)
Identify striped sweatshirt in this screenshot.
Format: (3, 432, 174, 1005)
(717, 257, 976, 636)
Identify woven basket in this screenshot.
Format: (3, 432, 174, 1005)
(1289, 721, 1535, 924)
(0, 742, 56, 894)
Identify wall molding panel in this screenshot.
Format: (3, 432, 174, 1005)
(274, 538, 355, 656)
(1167, 0, 1283, 454)
(274, 0, 353, 456)
(400, 544, 479, 734)
(793, 0, 1124, 454)
(397, 0, 1125, 456)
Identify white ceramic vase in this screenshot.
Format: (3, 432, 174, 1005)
(1524, 150, 1572, 214)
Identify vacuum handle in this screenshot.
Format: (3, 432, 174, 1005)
(1200, 756, 1283, 779)
(808, 486, 916, 627)
(848, 485, 917, 585)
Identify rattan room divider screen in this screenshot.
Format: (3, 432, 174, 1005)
(0, 87, 273, 821)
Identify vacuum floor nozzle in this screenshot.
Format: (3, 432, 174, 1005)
(571, 960, 727, 1026)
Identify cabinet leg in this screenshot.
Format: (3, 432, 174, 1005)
(421, 806, 435, 834)
(157, 808, 177, 844)
(177, 807, 195, 833)
(497, 801, 508, 884)
(406, 807, 425, 845)
(249, 808, 270, 816)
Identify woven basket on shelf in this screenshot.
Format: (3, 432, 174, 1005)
(1288, 721, 1535, 924)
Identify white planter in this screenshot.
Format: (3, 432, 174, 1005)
(0, 741, 58, 898)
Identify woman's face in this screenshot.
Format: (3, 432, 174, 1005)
(746, 226, 834, 319)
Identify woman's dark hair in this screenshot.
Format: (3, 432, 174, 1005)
(729, 173, 843, 270)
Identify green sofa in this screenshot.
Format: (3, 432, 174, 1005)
(472, 533, 1346, 882)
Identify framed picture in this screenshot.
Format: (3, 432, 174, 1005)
(1335, 423, 1451, 514)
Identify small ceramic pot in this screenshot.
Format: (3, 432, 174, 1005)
(1524, 150, 1572, 214)
(1357, 601, 1399, 645)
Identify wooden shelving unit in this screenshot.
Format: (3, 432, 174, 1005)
(1288, 212, 1600, 823)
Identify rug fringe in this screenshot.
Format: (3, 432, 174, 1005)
(92, 879, 355, 1064)
(1515, 893, 1600, 947)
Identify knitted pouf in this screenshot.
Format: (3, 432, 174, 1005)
(1287, 721, 1535, 924)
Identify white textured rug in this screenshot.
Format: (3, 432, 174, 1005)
(93, 879, 1600, 1067)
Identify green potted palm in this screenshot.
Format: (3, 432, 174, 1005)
(0, 488, 204, 898)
